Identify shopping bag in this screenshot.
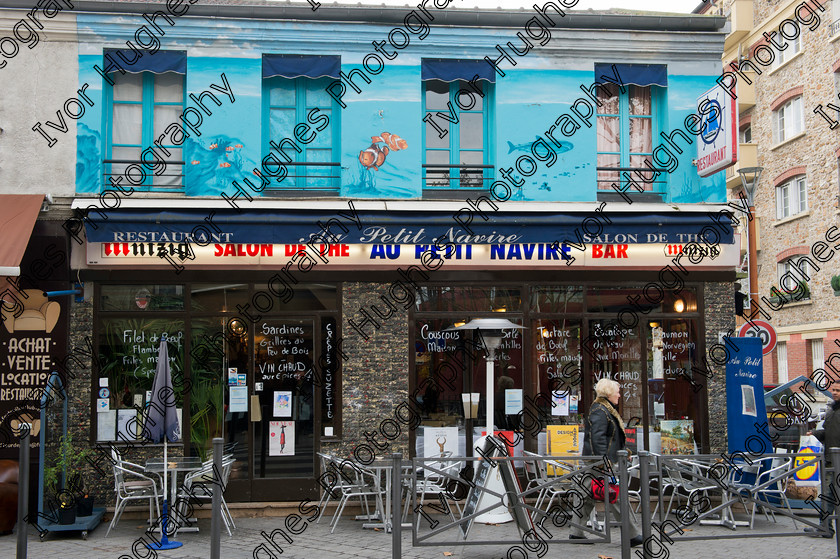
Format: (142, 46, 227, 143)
(590, 477, 618, 504)
(793, 434, 823, 486)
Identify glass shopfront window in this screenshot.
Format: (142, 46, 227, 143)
(411, 283, 706, 458)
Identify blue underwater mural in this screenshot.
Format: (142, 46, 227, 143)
(74, 13, 727, 204)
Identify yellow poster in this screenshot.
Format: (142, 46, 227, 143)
(547, 425, 579, 476)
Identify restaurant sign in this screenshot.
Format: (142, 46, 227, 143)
(86, 240, 739, 270)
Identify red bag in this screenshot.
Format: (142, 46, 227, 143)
(590, 478, 619, 504)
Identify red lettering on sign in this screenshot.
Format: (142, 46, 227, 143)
(592, 244, 603, 258)
(617, 244, 628, 258)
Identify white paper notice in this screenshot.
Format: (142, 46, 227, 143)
(504, 389, 523, 415)
(117, 409, 136, 441)
(230, 386, 248, 413)
(99, 377, 109, 388)
(551, 392, 570, 416)
(273, 391, 292, 417)
(97, 410, 116, 441)
(269, 421, 295, 456)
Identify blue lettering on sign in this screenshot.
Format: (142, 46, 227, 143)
(370, 245, 400, 259)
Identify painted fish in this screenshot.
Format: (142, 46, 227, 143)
(225, 146, 235, 152)
(371, 136, 384, 143)
(235, 144, 243, 149)
(191, 160, 200, 165)
(359, 147, 378, 169)
(379, 132, 407, 151)
(219, 162, 231, 168)
(507, 137, 573, 154)
(208, 143, 218, 150)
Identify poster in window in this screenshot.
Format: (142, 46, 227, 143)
(274, 391, 292, 417)
(741, 385, 757, 416)
(660, 420, 695, 454)
(547, 425, 579, 475)
(551, 392, 569, 416)
(269, 421, 295, 456)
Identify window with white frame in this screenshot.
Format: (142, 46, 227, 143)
(776, 175, 807, 219)
(740, 125, 752, 143)
(777, 342, 788, 383)
(772, 35, 801, 68)
(812, 338, 825, 372)
(777, 256, 812, 298)
(772, 96, 804, 144)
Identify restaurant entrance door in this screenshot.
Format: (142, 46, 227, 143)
(214, 315, 320, 502)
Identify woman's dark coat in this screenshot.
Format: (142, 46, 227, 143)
(583, 398, 625, 464)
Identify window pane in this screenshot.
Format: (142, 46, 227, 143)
(798, 178, 807, 211)
(113, 104, 143, 144)
(776, 109, 786, 142)
(597, 117, 620, 152)
(425, 80, 449, 110)
(426, 150, 449, 164)
(269, 82, 295, 106)
(154, 73, 183, 103)
(309, 108, 332, 148)
(154, 106, 182, 138)
(305, 78, 332, 106)
(100, 284, 185, 311)
(415, 286, 521, 312)
(113, 73, 143, 101)
(425, 117, 449, 148)
(152, 148, 182, 187)
(270, 108, 296, 139)
(629, 117, 652, 154)
(110, 146, 141, 179)
(456, 80, 482, 110)
(629, 86, 651, 115)
(460, 113, 483, 150)
(596, 83, 619, 114)
(792, 98, 803, 134)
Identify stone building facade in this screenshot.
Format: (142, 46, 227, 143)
(699, 0, 840, 387)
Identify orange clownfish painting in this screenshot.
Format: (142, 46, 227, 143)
(225, 146, 235, 152)
(209, 143, 218, 150)
(359, 132, 407, 171)
(191, 160, 200, 165)
(235, 144, 243, 149)
(219, 162, 231, 168)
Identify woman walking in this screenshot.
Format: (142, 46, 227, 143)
(570, 378, 643, 547)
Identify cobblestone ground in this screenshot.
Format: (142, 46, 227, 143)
(1, 508, 838, 559)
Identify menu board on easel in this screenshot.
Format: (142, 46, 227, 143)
(256, 321, 313, 388)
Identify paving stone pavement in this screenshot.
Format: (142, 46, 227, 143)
(2, 509, 839, 559)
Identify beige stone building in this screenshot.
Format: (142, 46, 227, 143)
(697, 0, 840, 385)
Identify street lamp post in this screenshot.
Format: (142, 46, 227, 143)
(738, 167, 763, 310)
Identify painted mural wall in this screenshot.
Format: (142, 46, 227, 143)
(74, 13, 726, 204)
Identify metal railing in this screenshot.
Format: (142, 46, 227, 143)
(422, 164, 495, 190)
(596, 165, 668, 194)
(103, 159, 185, 191)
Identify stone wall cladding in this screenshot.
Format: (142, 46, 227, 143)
(321, 283, 409, 461)
(745, 0, 840, 376)
(705, 281, 736, 454)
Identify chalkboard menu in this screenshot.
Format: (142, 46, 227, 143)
(321, 317, 337, 427)
(589, 321, 642, 421)
(256, 321, 313, 382)
(535, 320, 581, 394)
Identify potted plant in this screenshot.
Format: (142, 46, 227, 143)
(832, 275, 840, 296)
(77, 493, 94, 517)
(43, 432, 93, 524)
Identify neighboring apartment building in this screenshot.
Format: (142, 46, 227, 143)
(0, 1, 736, 505)
(696, 0, 840, 386)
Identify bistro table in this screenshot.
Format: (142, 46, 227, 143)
(145, 456, 205, 534)
(361, 459, 413, 533)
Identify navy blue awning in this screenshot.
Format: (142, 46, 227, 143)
(263, 55, 341, 79)
(421, 59, 496, 83)
(104, 49, 186, 75)
(82, 209, 733, 245)
(596, 63, 667, 87)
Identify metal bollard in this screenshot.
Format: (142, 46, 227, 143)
(392, 453, 402, 559)
(638, 451, 652, 559)
(618, 450, 630, 559)
(210, 437, 223, 559)
(17, 424, 30, 559)
(831, 447, 840, 558)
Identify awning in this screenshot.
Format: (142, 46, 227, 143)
(596, 63, 667, 87)
(81, 208, 734, 245)
(421, 59, 496, 83)
(0, 194, 44, 278)
(262, 55, 341, 79)
(104, 49, 187, 75)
